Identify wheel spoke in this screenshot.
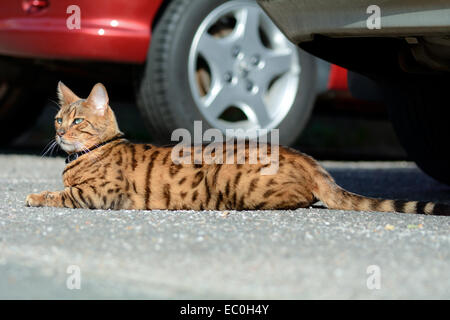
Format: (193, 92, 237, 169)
(257, 49, 296, 91)
(236, 6, 263, 49)
(253, 103, 272, 128)
(244, 94, 272, 128)
(196, 33, 232, 75)
(203, 85, 232, 119)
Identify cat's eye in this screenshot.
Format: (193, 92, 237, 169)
(56, 118, 62, 125)
(73, 118, 84, 125)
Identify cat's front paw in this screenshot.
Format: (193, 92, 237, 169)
(26, 192, 49, 207)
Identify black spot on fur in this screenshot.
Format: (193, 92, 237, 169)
(192, 171, 204, 188)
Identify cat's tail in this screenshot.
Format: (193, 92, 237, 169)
(306, 158, 450, 216)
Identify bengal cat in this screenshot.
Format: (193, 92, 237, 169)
(26, 82, 449, 215)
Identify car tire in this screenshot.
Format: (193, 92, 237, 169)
(137, 0, 316, 145)
(385, 76, 450, 185)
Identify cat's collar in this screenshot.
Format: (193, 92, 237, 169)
(65, 134, 125, 164)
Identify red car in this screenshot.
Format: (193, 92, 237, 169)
(0, 0, 347, 145)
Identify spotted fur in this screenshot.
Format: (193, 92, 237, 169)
(25, 83, 450, 216)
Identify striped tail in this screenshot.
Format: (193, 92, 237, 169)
(309, 162, 450, 216)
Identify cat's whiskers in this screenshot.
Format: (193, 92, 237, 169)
(49, 141, 59, 157)
(53, 142, 61, 156)
(41, 139, 58, 158)
(41, 139, 55, 155)
(79, 143, 101, 163)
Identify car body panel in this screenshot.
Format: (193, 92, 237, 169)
(0, 0, 163, 63)
(328, 65, 348, 91)
(257, 0, 450, 44)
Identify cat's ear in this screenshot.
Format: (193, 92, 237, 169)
(57, 81, 80, 106)
(86, 83, 109, 116)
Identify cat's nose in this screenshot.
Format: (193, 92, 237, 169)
(56, 129, 66, 137)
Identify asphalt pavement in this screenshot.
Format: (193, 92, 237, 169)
(0, 155, 449, 299)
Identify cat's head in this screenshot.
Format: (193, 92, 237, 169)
(55, 82, 122, 154)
